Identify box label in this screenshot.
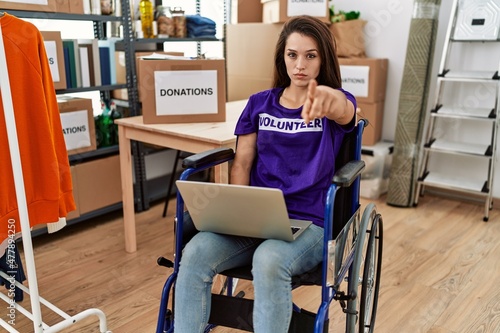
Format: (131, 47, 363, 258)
(154, 70, 218, 116)
(60, 110, 91, 151)
(287, 0, 326, 17)
(44, 40, 60, 82)
(340, 65, 370, 98)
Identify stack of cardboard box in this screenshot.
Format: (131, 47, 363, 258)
(339, 58, 388, 146)
(228, 0, 330, 101)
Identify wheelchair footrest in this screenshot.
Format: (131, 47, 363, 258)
(208, 294, 328, 333)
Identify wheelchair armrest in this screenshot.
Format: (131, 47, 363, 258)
(332, 160, 365, 187)
(182, 148, 235, 169)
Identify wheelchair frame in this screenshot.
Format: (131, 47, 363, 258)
(156, 119, 383, 333)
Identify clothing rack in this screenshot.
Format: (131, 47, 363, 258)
(0, 15, 110, 333)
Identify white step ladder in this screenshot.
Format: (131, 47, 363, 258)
(414, 0, 500, 221)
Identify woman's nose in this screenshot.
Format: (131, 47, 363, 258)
(296, 58, 305, 70)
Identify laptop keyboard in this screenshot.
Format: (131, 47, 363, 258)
(291, 227, 301, 235)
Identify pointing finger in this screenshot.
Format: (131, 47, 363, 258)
(302, 79, 317, 124)
(302, 98, 312, 124)
(308, 79, 317, 102)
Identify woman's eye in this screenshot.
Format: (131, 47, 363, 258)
(307, 54, 317, 59)
(287, 52, 296, 58)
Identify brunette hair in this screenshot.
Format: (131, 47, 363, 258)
(272, 15, 342, 89)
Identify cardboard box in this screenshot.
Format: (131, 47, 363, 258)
(357, 101, 384, 146)
(234, 0, 263, 23)
(55, 0, 70, 13)
(227, 23, 282, 101)
(74, 154, 122, 215)
(112, 51, 184, 101)
(261, 0, 329, 24)
(41, 31, 67, 90)
(228, 75, 273, 102)
(66, 166, 80, 220)
(0, 0, 56, 12)
(68, 0, 84, 14)
(138, 57, 226, 124)
(360, 142, 393, 199)
(57, 97, 97, 155)
(339, 58, 388, 104)
(329, 19, 367, 58)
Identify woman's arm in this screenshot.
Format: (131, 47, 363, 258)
(301, 79, 355, 125)
(230, 133, 257, 185)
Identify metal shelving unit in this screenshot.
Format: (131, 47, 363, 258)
(123, 0, 230, 212)
(11, 1, 231, 215)
(415, 0, 500, 221)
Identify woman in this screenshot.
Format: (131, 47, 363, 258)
(174, 15, 356, 333)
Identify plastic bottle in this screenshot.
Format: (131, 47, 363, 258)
(95, 100, 113, 147)
(109, 101, 122, 145)
(139, 0, 154, 38)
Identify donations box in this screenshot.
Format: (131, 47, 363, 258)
(261, 0, 330, 24)
(138, 56, 226, 124)
(57, 97, 96, 155)
(338, 58, 388, 104)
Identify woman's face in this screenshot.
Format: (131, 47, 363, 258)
(284, 32, 321, 89)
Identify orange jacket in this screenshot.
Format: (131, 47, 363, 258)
(0, 14, 75, 243)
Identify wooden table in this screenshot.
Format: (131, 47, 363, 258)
(115, 100, 247, 253)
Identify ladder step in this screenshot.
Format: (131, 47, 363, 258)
(440, 70, 499, 81)
(434, 106, 495, 119)
(421, 173, 488, 194)
(427, 140, 491, 156)
(451, 37, 500, 42)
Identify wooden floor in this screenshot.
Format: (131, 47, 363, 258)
(2, 193, 500, 333)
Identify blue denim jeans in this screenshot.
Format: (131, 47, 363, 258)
(173, 224, 324, 333)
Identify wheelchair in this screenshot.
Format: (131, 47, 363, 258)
(156, 118, 383, 333)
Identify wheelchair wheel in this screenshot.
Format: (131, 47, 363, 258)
(358, 213, 383, 332)
(345, 203, 382, 333)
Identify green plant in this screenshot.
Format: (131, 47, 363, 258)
(330, 5, 360, 23)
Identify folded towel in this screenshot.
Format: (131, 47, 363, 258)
(186, 14, 216, 28)
(187, 26, 216, 38)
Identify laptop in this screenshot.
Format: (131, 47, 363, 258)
(175, 180, 312, 242)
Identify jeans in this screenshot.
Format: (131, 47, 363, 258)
(174, 224, 324, 333)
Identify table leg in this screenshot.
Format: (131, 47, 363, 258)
(118, 126, 137, 253)
(214, 163, 229, 184)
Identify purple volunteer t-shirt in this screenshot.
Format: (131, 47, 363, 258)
(234, 87, 356, 227)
